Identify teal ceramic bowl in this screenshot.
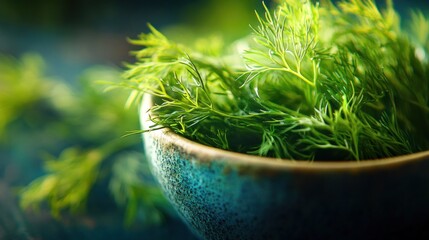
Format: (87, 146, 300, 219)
(140, 95, 429, 240)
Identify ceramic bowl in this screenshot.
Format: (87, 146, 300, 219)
(140, 95, 429, 240)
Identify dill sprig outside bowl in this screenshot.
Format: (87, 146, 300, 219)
(123, 0, 429, 239)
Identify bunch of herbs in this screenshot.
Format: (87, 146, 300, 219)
(124, 0, 429, 161)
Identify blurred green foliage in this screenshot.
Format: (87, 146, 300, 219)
(0, 53, 169, 226)
(181, 0, 267, 41)
(109, 152, 171, 226)
(20, 148, 104, 217)
(0, 54, 54, 138)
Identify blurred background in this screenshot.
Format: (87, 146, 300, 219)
(0, 0, 427, 239)
(0, 0, 268, 83)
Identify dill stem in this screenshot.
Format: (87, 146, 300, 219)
(280, 54, 291, 71)
(312, 61, 318, 85)
(268, 67, 316, 87)
(278, 54, 314, 87)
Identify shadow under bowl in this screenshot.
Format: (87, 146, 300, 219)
(140, 95, 429, 240)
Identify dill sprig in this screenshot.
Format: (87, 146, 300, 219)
(124, 0, 429, 161)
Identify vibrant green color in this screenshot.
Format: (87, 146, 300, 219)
(124, 0, 429, 161)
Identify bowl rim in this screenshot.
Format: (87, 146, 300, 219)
(140, 95, 429, 172)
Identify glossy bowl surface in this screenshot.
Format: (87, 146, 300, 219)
(140, 96, 429, 240)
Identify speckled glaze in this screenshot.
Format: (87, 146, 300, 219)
(140, 96, 429, 240)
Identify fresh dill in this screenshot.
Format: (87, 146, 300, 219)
(124, 0, 429, 161)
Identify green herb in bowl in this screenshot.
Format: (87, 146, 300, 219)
(124, 0, 429, 161)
